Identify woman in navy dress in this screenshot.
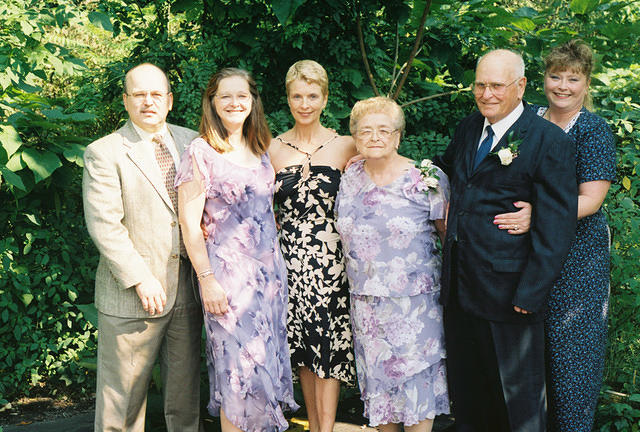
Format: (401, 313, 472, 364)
(496, 40, 615, 431)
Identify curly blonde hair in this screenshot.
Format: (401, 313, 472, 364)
(349, 97, 405, 136)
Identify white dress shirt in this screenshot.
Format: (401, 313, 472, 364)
(478, 102, 525, 151)
(131, 122, 181, 169)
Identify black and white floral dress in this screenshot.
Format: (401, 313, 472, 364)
(275, 161, 356, 385)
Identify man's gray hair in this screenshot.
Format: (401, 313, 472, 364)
(477, 49, 526, 78)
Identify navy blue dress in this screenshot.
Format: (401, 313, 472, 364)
(536, 106, 616, 432)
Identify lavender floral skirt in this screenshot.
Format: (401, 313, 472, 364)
(350, 293, 450, 426)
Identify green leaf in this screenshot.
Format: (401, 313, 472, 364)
(24, 213, 40, 226)
(622, 176, 631, 190)
(76, 304, 98, 328)
(88, 11, 113, 32)
(514, 7, 538, 18)
(271, 0, 307, 25)
(0, 166, 26, 191)
(68, 290, 77, 302)
(69, 112, 96, 122)
(42, 108, 65, 120)
(343, 68, 363, 87)
(21, 148, 62, 183)
(63, 143, 86, 166)
(569, 0, 599, 14)
(510, 17, 536, 32)
(21, 293, 34, 307)
(1, 309, 8, 322)
(0, 125, 23, 159)
(6, 152, 25, 171)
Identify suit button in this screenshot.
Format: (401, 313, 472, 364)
(171, 254, 179, 259)
(466, 184, 472, 189)
(457, 210, 466, 216)
(171, 221, 177, 227)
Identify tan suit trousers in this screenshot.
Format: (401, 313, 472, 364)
(95, 259, 202, 432)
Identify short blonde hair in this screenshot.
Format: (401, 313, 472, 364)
(349, 97, 405, 136)
(285, 60, 329, 95)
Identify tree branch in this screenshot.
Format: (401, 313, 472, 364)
(356, 13, 380, 97)
(400, 88, 469, 108)
(391, 0, 432, 100)
(388, 22, 399, 97)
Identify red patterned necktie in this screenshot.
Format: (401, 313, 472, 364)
(152, 134, 186, 257)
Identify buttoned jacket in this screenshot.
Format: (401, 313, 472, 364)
(435, 102, 578, 322)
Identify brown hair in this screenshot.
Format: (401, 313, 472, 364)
(285, 60, 329, 96)
(349, 97, 405, 136)
(544, 40, 594, 109)
(199, 68, 271, 155)
(544, 39, 594, 79)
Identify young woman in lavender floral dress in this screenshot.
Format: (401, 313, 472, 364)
(176, 68, 298, 432)
(336, 97, 450, 432)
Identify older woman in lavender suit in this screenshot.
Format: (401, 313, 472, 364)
(335, 97, 450, 432)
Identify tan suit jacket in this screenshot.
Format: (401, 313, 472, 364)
(83, 120, 198, 318)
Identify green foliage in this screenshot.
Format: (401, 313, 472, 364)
(0, 2, 639, 428)
(0, 182, 98, 401)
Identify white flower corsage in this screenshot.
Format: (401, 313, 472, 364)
(491, 131, 521, 166)
(415, 159, 440, 192)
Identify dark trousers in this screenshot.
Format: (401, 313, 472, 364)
(444, 291, 546, 432)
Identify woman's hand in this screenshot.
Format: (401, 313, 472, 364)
(200, 276, 229, 315)
(344, 154, 364, 170)
(494, 201, 532, 234)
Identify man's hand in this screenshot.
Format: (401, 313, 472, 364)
(135, 278, 167, 315)
(514, 305, 532, 314)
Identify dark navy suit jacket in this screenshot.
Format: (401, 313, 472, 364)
(435, 102, 578, 323)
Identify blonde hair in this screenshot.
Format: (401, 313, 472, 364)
(199, 68, 271, 155)
(285, 60, 329, 96)
(544, 40, 594, 109)
(349, 97, 405, 136)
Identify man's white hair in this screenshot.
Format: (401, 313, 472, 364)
(477, 49, 526, 78)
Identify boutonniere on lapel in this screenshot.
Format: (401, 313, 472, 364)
(491, 131, 522, 166)
(414, 159, 440, 192)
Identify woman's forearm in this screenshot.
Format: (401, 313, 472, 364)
(577, 180, 611, 220)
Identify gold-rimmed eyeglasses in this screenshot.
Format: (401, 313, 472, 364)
(472, 77, 522, 96)
(356, 128, 398, 141)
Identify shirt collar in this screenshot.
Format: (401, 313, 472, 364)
(131, 122, 169, 144)
(482, 101, 525, 146)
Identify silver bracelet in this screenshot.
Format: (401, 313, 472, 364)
(197, 269, 214, 281)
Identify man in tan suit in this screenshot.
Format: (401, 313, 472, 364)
(83, 63, 202, 431)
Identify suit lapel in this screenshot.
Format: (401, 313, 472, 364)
(122, 120, 175, 212)
(464, 115, 486, 180)
(470, 103, 533, 178)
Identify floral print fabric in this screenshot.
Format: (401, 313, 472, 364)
(175, 138, 298, 432)
(336, 160, 451, 426)
(274, 165, 356, 385)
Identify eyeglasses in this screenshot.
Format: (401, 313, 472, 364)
(215, 93, 251, 105)
(472, 77, 522, 96)
(126, 91, 169, 103)
(356, 128, 398, 140)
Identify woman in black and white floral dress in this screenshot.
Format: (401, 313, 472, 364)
(269, 60, 357, 432)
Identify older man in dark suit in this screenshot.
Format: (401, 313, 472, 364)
(83, 63, 202, 431)
(436, 49, 577, 431)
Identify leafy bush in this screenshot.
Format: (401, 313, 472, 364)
(1, 3, 639, 429)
